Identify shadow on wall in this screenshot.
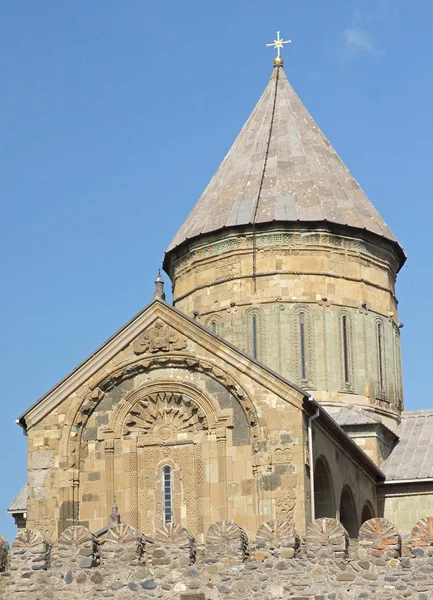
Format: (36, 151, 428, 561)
(314, 455, 377, 539)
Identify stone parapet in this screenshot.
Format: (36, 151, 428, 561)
(1, 517, 433, 599)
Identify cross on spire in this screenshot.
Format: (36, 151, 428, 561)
(266, 31, 291, 58)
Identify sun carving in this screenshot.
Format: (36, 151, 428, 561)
(124, 392, 208, 441)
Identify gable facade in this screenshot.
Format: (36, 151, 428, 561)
(23, 302, 309, 540)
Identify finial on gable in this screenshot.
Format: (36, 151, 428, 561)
(153, 269, 166, 301)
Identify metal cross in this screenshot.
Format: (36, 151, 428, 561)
(266, 31, 291, 57)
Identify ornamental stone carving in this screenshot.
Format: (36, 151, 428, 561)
(206, 520, 249, 564)
(411, 516, 433, 551)
(306, 518, 348, 560)
(11, 529, 52, 572)
(358, 518, 400, 559)
(66, 355, 259, 467)
(255, 520, 300, 558)
(98, 523, 147, 566)
(154, 523, 196, 566)
(275, 489, 296, 521)
(273, 447, 292, 464)
(55, 526, 99, 570)
(124, 392, 208, 439)
(133, 319, 187, 355)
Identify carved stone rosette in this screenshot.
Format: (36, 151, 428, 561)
(124, 392, 208, 441)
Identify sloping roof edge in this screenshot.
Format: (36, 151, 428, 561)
(7, 484, 28, 514)
(18, 299, 309, 429)
(380, 409, 433, 481)
(304, 398, 385, 482)
(163, 220, 406, 276)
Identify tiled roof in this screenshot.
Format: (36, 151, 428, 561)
(382, 410, 433, 481)
(167, 65, 401, 254)
(327, 406, 382, 426)
(7, 484, 27, 513)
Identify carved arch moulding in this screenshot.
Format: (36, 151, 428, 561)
(62, 354, 260, 468)
(110, 380, 223, 440)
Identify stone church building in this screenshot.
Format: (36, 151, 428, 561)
(8, 53, 433, 544)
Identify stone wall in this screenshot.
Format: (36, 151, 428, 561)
(1, 516, 433, 599)
(380, 483, 433, 533)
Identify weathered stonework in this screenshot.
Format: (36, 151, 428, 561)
(24, 303, 323, 541)
(2, 517, 433, 599)
(166, 227, 403, 433)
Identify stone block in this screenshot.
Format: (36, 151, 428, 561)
(31, 451, 54, 470)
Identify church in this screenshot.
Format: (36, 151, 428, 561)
(7, 37, 433, 544)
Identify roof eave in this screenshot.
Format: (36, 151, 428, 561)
(304, 398, 385, 481)
(164, 220, 406, 276)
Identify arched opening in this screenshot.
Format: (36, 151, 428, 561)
(341, 314, 351, 385)
(314, 456, 336, 519)
(377, 320, 385, 394)
(245, 309, 264, 361)
(361, 502, 374, 523)
(339, 485, 358, 538)
(292, 306, 314, 386)
(206, 315, 220, 336)
(162, 465, 173, 524)
(299, 312, 307, 380)
(252, 314, 258, 360)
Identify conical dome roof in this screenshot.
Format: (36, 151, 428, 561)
(166, 65, 401, 256)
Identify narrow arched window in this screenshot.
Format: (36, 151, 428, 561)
(377, 322, 385, 393)
(252, 314, 258, 360)
(210, 320, 217, 335)
(342, 315, 350, 384)
(393, 326, 403, 408)
(299, 312, 307, 380)
(162, 466, 173, 524)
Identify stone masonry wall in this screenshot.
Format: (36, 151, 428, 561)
(1, 516, 433, 599)
(168, 227, 403, 430)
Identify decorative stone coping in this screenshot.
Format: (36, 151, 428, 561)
(1, 517, 433, 599)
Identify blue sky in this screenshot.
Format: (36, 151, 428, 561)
(0, 0, 432, 541)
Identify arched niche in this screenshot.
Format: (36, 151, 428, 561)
(111, 380, 221, 439)
(339, 485, 358, 539)
(291, 304, 315, 387)
(205, 314, 222, 336)
(61, 355, 261, 469)
(314, 456, 336, 519)
(244, 307, 265, 362)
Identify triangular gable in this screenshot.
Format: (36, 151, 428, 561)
(19, 299, 308, 430)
